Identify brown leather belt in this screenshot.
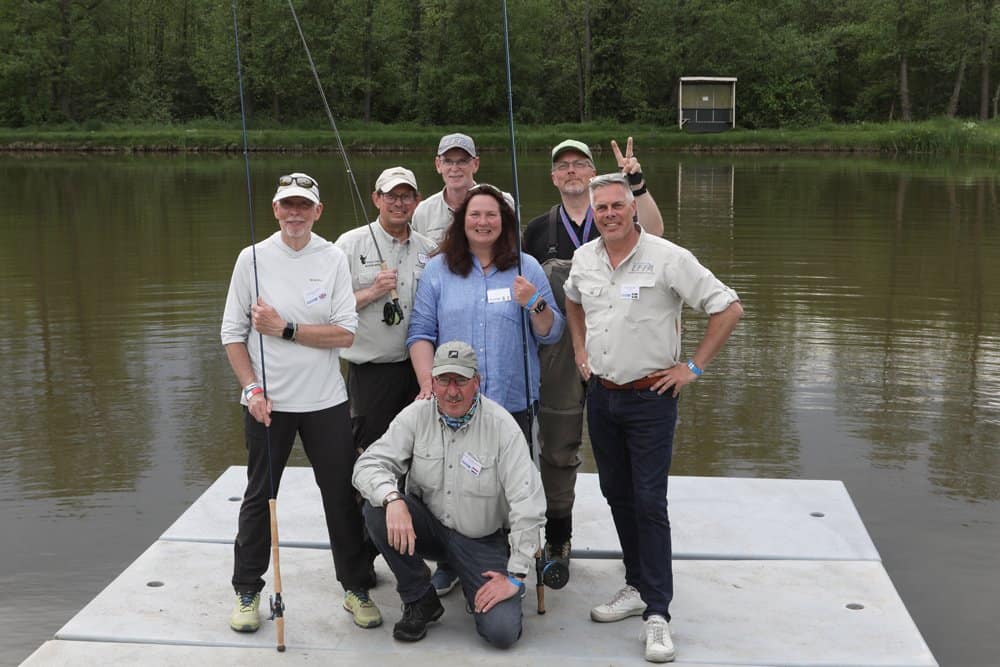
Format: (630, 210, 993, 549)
(598, 375, 658, 391)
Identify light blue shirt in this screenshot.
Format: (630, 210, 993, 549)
(407, 253, 564, 413)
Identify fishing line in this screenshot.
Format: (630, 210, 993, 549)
(231, 0, 285, 651)
(286, 0, 404, 326)
(501, 0, 567, 610)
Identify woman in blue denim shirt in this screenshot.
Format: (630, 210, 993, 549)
(407, 184, 565, 433)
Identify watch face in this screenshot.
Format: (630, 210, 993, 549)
(533, 300, 547, 314)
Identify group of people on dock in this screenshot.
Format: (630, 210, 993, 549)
(220, 133, 743, 663)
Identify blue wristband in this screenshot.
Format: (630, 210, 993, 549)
(507, 575, 525, 589)
(687, 359, 703, 377)
(524, 292, 540, 310)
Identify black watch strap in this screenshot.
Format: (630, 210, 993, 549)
(532, 299, 547, 315)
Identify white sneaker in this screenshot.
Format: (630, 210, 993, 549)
(590, 585, 646, 622)
(643, 614, 675, 663)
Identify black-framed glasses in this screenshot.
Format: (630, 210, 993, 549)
(441, 157, 473, 167)
(379, 191, 417, 205)
(278, 175, 317, 189)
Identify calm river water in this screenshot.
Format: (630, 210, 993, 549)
(2, 150, 998, 666)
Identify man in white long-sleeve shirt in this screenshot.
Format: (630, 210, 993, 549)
(353, 340, 545, 647)
(221, 172, 382, 633)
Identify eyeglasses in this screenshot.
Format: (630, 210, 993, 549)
(278, 175, 317, 189)
(433, 375, 472, 387)
(553, 159, 593, 172)
(379, 191, 417, 205)
(441, 157, 473, 167)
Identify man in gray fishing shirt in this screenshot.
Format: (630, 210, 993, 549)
(353, 341, 546, 647)
(565, 172, 742, 663)
(411, 133, 514, 244)
(335, 166, 437, 451)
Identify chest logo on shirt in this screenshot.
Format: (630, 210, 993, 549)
(629, 261, 654, 274)
(359, 254, 366, 264)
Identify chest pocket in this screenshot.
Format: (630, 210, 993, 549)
(358, 264, 380, 287)
(461, 453, 499, 497)
(410, 440, 444, 491)
(622, 273, 659, 323)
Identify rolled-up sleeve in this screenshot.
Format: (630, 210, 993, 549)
(499, 428, 546, 575)
(221, 248, 253, 345)
(328, 247, 359, 333)
(406, 256, 442, 348)
(670, 249, 740, 315)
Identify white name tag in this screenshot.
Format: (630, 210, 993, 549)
(304, 286, 328, 306)
(487, 287, 512, 304)
(620, 285, 640, 300)
(460, 451, 482, 477)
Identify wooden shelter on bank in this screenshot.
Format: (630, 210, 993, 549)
(679, 76, 738, 132)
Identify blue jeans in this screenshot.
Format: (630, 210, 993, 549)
(363, 497, 523, 648)
(586, 379, 678, 621)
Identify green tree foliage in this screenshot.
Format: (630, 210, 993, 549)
(2, 0, 999, 128)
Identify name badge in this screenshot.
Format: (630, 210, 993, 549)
(460, 451, 482, 477)
(304, 285, 328, 306)
(620, 285, 640, 300)
(487, 287, 512, 304)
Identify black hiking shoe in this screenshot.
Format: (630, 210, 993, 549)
(393, 587, 445, 642)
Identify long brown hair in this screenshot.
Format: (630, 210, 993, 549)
(438, 184, 519, 277)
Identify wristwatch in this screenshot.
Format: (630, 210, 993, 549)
(531, 299, 547, 315)
(382, 491, 404, 507)
(282, 322, 296, 341)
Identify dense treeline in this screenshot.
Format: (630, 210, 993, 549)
(1, 0, 998, 129)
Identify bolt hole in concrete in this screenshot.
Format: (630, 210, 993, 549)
(846, 603, 865, 610)
(228, 496, 240, 501)
(146, 581, 165, 588)
(810, 512, 826, 517)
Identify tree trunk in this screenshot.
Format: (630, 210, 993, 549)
(946, 52, 967, 117)
(992, 81, 1000, 117)
(362, 0, 374, 122)
(899, 53, 912, 122)
(980, 2, 992, 120)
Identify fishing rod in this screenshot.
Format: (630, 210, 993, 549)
(500, 0, 568, 613)
(286, 0, 404, 326)
(231, 1, 285, 651)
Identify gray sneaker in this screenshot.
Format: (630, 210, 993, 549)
(430, 565, 459, 596)
(590, 585, 646, 622)
(643, 614, 675, 662)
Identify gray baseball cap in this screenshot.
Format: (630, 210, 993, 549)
(432, 341, 479, 378)
(437, 133, 477, 157)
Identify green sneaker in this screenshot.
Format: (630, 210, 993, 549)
(344, 589, 383, 628)
(230, 591, 260, 632)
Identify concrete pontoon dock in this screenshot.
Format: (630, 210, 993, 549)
(23, 467, 937, 666)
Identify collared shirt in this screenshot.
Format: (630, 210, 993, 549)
(352, 395, 546, 575)
(406, 253, 565, 413)
(220, 231, 358, 411)
(564, 228, 739, 385)
(412, 187, 516, 245)
(335, 219, 437, 364)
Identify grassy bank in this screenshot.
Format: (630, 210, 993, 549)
(3, 118, 1000, 156)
